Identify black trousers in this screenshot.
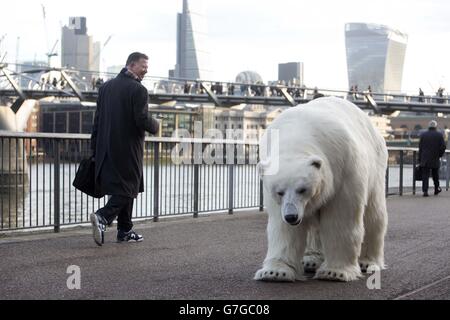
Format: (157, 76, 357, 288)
(422, 167, 440, 193)
(96, 195, 134, 232)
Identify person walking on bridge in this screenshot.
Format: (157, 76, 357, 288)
(90, 52, 159, 246)
(419, 88, 425, 102)
(419, 120, 446, 197)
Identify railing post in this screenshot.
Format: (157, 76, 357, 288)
(399, 151, 404, 196)
(193, 164, 199, 218)
(259, 178, 264, 212)
(53, 139, 60, 233)
(193, 140, 203, 218)
(412, 151, 417, 195)
(446, 153, 449, 192)
(153, 142, 160, 222)
(257, 144, 264, 212)
(228, 163, 234, 215)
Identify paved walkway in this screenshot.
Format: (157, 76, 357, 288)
(0, 193, 449, 300)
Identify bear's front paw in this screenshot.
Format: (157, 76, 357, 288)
(359, 259, 384, 274)
(302, 255, 324, 274)
(254, 264, 296, 282)
(314, 266, 362, 282)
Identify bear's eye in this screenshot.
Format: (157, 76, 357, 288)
(277, 191, 285, 197)
(297, 188, 307, 195)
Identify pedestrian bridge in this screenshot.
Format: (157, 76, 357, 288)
(1, 63, 450, 114)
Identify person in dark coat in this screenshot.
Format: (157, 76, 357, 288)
(418, 120, 447, 197)
(419, 88, 425, 102)
(90, 52, 160, 246)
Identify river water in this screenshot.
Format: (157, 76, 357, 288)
(1, 163, 447, 230)
(0, 163, 260, 229)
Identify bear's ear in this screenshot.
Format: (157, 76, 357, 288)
(309, 156, 323, 170)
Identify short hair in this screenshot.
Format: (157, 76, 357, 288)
(429, 120, 438, 129)
(126, 52, 149, 66)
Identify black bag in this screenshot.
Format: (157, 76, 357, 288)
(72, 156, 103, 198)
(414, 166, 422, 181)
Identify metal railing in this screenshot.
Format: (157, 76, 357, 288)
(0, 132, 262, 232)
(1, 131, 449, 232)
(386, 147, 450, 197)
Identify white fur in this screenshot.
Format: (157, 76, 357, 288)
(0, 100, 38, 131)
(254, 97, 388, 283)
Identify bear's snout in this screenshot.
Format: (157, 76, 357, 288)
(282, 203, 302, 225)
(285, 214, 299, 225)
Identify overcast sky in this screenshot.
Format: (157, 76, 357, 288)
(1, 0, 449, 94)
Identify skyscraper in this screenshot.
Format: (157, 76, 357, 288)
(175, 0, 212, 80)
(345, 23, 408, 93)
(61, 17, 101, 81)
(278, 62, 304, 86)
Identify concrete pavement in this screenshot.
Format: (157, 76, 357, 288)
(0, 193, 449, 300)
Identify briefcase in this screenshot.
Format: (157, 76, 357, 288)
(72, 156, 104, 198)
(414, 166, 422, 181)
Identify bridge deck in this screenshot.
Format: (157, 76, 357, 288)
(2, 88, 450, 114)
(0, 193, 449, 300)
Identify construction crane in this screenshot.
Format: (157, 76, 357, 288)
(92, 35, 113, 64)
(104, 35, 112, 48)
(0, 34, 6, 52)
(41, 4, 59, 67)
(0, 34, 7, 63)
(15, 37, 20, 72)
(91, 35, 113, 77)
(41, 4, 49, 52)
(46, 40, 59, 66)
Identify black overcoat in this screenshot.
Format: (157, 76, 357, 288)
(91, 69, 159, 198)
(418, 129, 446, 169)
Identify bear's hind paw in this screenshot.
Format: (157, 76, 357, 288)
(314, 266, 362, 282)
(302, 255, 324, 274)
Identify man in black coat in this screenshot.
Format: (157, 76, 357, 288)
(418, 120, 447, 197)
(90, 52, 159, 246)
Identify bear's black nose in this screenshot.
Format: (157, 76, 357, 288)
(285, 214, 299, 224)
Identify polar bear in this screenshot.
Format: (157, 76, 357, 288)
(254, 97, 388, 282)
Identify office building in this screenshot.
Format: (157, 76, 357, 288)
(278, 62, 304, 86)
(345, 23, 408, 93)
(213, 105, 284, 142)
(61, 17, 101, 81)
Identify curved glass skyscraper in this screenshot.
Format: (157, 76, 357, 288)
(345, 23, 408, 93)
(175, 0, 212, 80)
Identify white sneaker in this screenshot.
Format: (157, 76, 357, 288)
(90, 213, 106, 246)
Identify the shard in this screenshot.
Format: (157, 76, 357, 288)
(175, 0, 212, 80)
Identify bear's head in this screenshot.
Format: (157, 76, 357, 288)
(258, 155, 330, 226)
